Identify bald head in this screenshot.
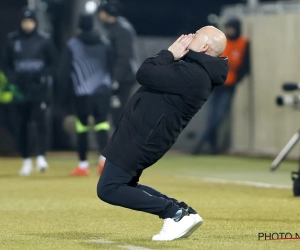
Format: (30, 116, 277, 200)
(188, 26, 227, 57)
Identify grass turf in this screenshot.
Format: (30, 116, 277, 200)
(0, 153, 300, 250)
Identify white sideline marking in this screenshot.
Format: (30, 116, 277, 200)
(200, 177, 292, 189)
(88, 239, 152, 250)
(118, 245, 152, 250)
(89, 239, 114, 244)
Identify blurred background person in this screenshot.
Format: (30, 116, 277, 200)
(58, 14, 114, 176)
(2, 7, 56, 175)
(193, 18, 250, 155)
(97, 0, 138, 128)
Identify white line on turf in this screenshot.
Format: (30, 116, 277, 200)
(89, 239, 114, 244)
(200, 177, 292, 189)
(88, 239, 152, 250)
(118, 245, 152, 250)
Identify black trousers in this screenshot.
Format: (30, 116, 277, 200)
(97, 160, 190, 219)
(16, 102, 47, 158)
(75, 94, 110, 161)
(195, 86, 235, 153)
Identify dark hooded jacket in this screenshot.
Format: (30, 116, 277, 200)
(58, 30, 114, 103)
(104, 17, 138, 83)
(2, 8, 56, 102)
(102, 50, 229, 176)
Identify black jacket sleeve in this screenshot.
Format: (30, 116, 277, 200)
(41, 38, 56, 76)
(107, 43, 115, 80)
(237, 42, 250, 83)
(114, 28, 134, 82)
(136, 50, 197, 95)
(57, 45, 73, 105)
(2, 37, 16, 83)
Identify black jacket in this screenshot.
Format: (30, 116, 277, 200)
(102, 50, 229, 176)
(104, 17, 138, 83)
(3, 30, 56, 102)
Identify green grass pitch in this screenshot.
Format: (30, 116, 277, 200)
(0, 153, 300, 250)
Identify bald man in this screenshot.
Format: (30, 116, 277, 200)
(97, 26, 229, 241)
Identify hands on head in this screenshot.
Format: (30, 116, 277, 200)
(168, 34, 195, 61)
(168, 26, 227, 60)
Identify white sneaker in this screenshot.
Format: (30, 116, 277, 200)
(36, 155, 48, 172)
(19, 158, 33, 176)
(152, 213, 196, 241)
(181, 214, 203, 238)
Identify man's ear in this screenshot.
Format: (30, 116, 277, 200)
(200, 44, 209, 53)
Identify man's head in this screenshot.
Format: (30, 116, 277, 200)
(20, 7, 37, 34)
(188, 26, 227, 57)
(224, 18, 241, 40)
(97, 0, 122, 24)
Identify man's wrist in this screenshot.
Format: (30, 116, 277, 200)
(167, 49, 178, 60)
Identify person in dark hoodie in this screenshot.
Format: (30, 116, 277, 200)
(2, 7, 56, 176)
(58, 14, 114, 176)
(97, 0, 138, 128)
(193, 18, 250, 155)
(96, 27, 228, 241)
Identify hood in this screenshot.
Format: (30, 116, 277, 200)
(19, 7, 38, 37)
(77, 31, 102, 45)
(225, 18, 241, 40)
(185, 50, 229, 86)
(97, 0, 122, 17)
(78, 14, 94, 32)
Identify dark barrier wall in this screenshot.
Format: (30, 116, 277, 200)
(0, 0, 27, 154)
(0, 0, 27, 52)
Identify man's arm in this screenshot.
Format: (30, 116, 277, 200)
(2, 37, 16, 83)
(107, 43, 115, 80)
(56, 45, 73, 105)
(114, 28, 134, 82)
(136, 50, 197, 95)
(42, 38, 56, 76)
(136, 34, 196, 95)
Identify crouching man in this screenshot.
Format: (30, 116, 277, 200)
(97, 26, 228, 241)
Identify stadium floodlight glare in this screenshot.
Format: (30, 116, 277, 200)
(85, 1, 97, 14)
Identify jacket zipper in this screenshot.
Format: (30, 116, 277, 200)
(146, 113, 165, 143)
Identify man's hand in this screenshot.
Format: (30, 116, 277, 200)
(168, 34, 194, 60)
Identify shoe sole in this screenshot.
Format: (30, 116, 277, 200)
(152, 216, 200, 241)
(19, 169, 33, 176)
(180, 215, 203, 239)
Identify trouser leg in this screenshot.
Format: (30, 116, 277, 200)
(97, 160, 180, 219)
(93, 94, 110, 153)
(135, 184, 189, 210)
(75, 116, 89, 161)
(74, 96, 90, 162)
(195, 87, 235, 153)
(31, 102, 47, 156)
(16, 103, 31, 158)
